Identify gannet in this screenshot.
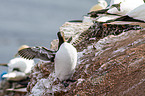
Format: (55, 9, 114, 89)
(88, 0, 144, 22)
(55, 32, 77, 87)
(108, 0, 144, 15)
(2, 57, 35, 81)
(112, 3, 145, 22)
(88, 2, 122, 18)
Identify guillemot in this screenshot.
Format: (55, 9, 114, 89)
(55, 32, 77, 87)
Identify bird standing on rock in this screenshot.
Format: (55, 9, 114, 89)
(17, 32, 77, 87)
(111, 3, 145, 23)
(55, 32, 77, 87)
(108, 0, 144, 15)
(88, 0, 144, 22)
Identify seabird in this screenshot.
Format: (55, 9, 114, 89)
(111, 3, 145, 23)
(2, 57, 35, 81)
(16, 32, 77, 87)
(17, 35, 72, 62)
(90, 0, 108, 12)
(55, 32, 77, 87)
(88, 2, 122, 18)
(108, 0, 144, 15)
(88, 0, 144, 22)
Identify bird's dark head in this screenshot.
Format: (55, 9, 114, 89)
(57, 32, 66, 49)
(57, 32, 65, 40)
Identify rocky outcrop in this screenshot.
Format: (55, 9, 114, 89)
(27, 21, 145, 96)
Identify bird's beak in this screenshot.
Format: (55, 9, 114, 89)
(0, 63, 8, 66)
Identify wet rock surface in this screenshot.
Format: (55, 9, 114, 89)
(27, 21, 145, 96)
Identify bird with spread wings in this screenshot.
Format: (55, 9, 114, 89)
(17, 45, 56, 62)
(16, 33, 72, 62)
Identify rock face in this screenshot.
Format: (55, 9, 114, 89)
(27, 22, 145, 96)
(60, 22, 93, 44)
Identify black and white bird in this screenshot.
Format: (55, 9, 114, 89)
(55, 32, 77, 87)
(108, 0, 144, 15)
(88, 2, 122, 18)
(2, 57, 35, 81)
(17, 32, 77, 87)
(88, 0, 144, 22)
(109, 3, 145, 23)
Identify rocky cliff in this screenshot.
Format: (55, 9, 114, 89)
(27, 21, 145, 96)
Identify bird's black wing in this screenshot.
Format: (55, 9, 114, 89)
(18, 46, 56, 62)
(88, 8, 109, 17)
(114, 16, 145, 23)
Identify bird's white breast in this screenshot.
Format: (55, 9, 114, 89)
(55, 42, 77, 81)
